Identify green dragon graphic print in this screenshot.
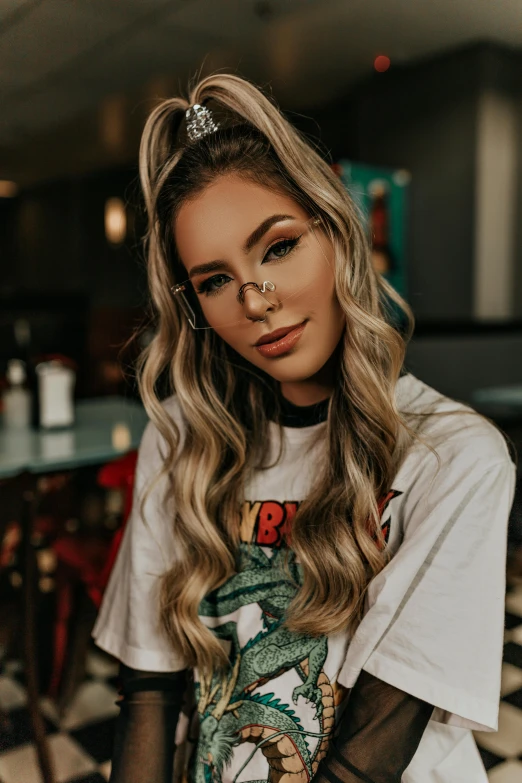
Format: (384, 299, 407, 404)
(188, 493, 397, 783)
(191, 540, 346, 783)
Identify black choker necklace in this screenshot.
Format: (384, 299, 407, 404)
(277, 395, 330, 428)
(273, 369, 409, 428)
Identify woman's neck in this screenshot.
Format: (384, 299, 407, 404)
(279, 384, 331, 407)
(279, 349, 337, 407)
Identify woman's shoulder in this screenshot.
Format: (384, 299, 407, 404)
(397, 373, 514, 471)
(389, 375, 517, 548)
(137, 393, 185, 468)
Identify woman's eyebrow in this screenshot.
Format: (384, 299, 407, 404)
(188, 213, 296, 279)
(243, 213, 296, 253)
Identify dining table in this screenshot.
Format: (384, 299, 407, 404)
(471, 384, 522, 414)
(0, 396, 148, 783)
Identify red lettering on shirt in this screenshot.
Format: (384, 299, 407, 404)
(256, 501, 286, 546)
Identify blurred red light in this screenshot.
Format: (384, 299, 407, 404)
(374, 55, 391, 73)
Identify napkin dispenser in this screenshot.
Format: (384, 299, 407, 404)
(35, 360, 76, 429)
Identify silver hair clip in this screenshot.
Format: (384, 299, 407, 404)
(185, 103, 220, 143)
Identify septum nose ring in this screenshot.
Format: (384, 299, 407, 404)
(238, 280, 276, 324)
(237, 280, 275, 305)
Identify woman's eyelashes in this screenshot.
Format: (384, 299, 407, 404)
(265, 235, 301, 262)
(195, 235, 302, 297)
(196, 273, 230, 295)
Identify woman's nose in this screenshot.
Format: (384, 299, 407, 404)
(241, 284, 276, 321)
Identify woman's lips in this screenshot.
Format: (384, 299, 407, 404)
(255, 321, 307, 358)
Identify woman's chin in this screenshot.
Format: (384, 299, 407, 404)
(256, 356, 327, 385)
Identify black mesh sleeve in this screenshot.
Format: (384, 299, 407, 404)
(314, 670, 434, 783)
(109, 663, 189, 783)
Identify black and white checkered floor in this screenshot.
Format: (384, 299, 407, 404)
(1, 581, 522, 783)
(0, 644, 118, 783)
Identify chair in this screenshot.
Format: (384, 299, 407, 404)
(46, 451, 138, 711)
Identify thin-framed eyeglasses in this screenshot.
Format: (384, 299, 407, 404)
(170, 216, 329, 330)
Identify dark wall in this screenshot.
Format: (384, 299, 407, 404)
(406, 327, 522, 403)
(0, 167, 146, 309)
(0, 168, 148, 396)
(0, 198, 17, 289)
(308, 46, 485, 321)
(306, 42, 522, 323)
(297, 44, 522, 401)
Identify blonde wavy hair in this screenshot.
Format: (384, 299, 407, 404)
(135, 71, 507, 676)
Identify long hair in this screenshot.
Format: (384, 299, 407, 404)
(135, 71, 508, 676)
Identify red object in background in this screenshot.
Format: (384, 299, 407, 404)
(370, 188, 388, 247)
(58, 450, 138, 610)
(94, 450, 138, 606)
(98, 450, 138, 525)
(374, 55, 391, 73)
(33, 353, 78, 371)
(369, 184, 395, 275)
(0, 522, 21, 568)
(47, 450, 138, 699)
(49, 534, 111, 698)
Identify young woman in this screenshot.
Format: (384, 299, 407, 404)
(92, 73, 517, 783)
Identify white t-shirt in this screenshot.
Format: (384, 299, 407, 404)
(92, 372, 517, 783)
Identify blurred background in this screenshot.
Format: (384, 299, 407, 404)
(1, 2, 522, 782)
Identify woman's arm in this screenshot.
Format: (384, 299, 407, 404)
(313, 670, 434, 783)
(109, 663, 189, 783)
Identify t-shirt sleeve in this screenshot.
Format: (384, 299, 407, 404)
(338, 436, 517, 733)
(91, 415, 188, 672)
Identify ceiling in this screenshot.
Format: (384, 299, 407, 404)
(2, 0, 522, 186)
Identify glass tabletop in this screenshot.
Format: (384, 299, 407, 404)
(472, 385, 522, 406)
(0, 397, 149, 479)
